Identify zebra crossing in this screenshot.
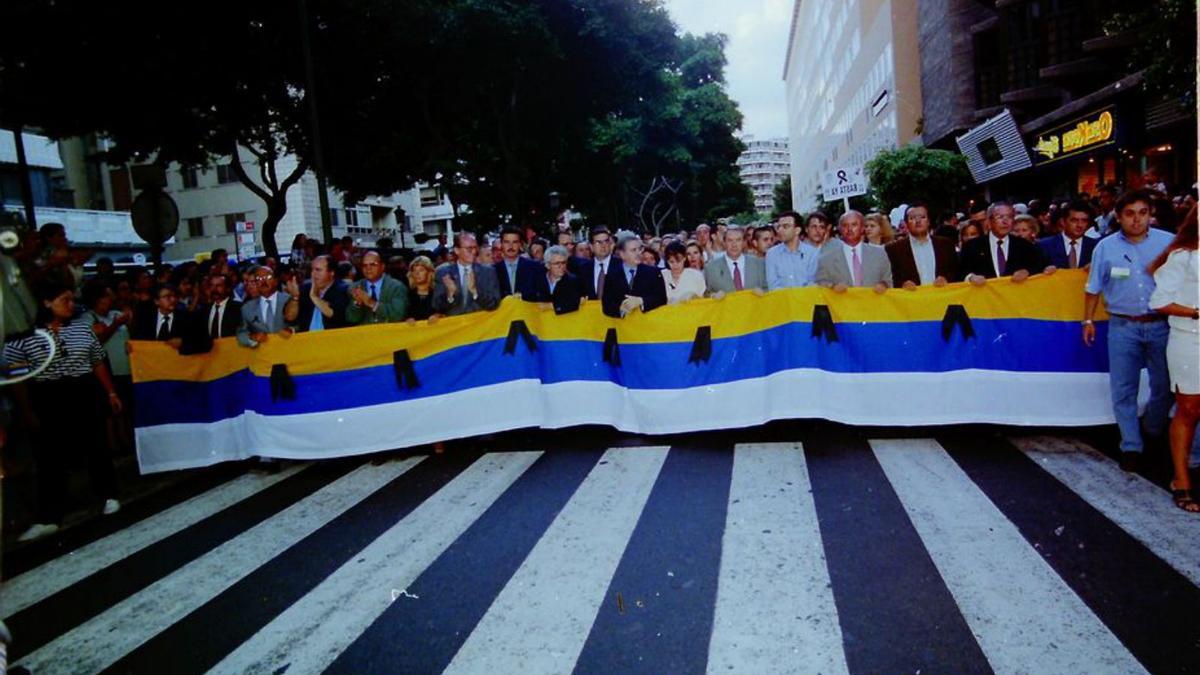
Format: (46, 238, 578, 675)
(3, 431, 1199, 674)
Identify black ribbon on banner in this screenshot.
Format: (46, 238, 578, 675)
(811, 305, 838, 343)
(392, 349, 419, 390)
(942, 304, 976, 341)
(503, 319, 538, 355)
(603, 327, 621, 366)
(269, 364, 296, 402)
(689, 326, 713, 364)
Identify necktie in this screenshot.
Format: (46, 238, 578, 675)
(996, 239, 1007, 275)
(370, 283, 378, 302)
(508, 264, 517, 292)
(157, 316, 170, 340)
(210, 305, 219, 338)
(733, 261, 743, 290)
(851, 247, 862, 286)
(596, 262, 606, 298)
(627, 267, 635, 285)
(463, 267, 473, 299)
(1068, 240, 1078, 269)
(262, 297, 271, 326)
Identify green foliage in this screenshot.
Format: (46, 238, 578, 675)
(865, 144, 971, 219)
(1104, 0, 1197, 108)
(772, 175, 793, 218)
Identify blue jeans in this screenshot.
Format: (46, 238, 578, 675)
(1107, 316, 1172, 453)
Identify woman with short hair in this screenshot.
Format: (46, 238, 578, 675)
(662, 241, 706, 304)
(405, 256, 438, 322)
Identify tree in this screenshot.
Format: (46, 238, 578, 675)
(1104, 0, 1197, 109)
(865, 144, 971, 220)
(772, 175, 793, 217)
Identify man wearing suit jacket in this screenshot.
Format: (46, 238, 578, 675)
(433, 232, 502, 316)
(181, 274, 242, 354)
(602, 233, 667, 318)
(527, 245, 583, 314)
(285, 255, 351, 332)
(817, 210, 893, 293)
(571, 226, 617, 300)
(237, 266, 293, 347)
(959, 201, 1048, 284)
(346, 250, 408, 325)
(703, 225, 767, 296)
(1037, 200, 1097, 270)
(886, 203, 959, 288)
(494, 227, 543, 298)
(131, 284, 189, 347)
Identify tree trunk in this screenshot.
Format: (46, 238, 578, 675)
(259, 195, 288, 259)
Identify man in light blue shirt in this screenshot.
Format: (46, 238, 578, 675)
(766, 210, 824, 290)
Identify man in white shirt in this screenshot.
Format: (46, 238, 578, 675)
(885, 203, 959, 288)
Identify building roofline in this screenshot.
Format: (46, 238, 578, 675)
(782, 0, 802, 81)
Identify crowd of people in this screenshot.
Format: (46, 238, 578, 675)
(2, 181, 1198, 543)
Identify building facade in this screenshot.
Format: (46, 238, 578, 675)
(783, 0, 923, 211)
(737, 136, 791, 215)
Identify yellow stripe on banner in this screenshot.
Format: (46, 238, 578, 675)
(130, 270, 1107, 384)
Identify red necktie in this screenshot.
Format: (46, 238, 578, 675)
(733, 261, 743, 291)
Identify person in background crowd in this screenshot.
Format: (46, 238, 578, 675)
(1013, 214, 1040, 244)
(864, 213, 896, 246)
(131, 284, 187, 349)
(527, 245, 582, 314)
(433, 233, 501, 316)
(529, 239, 547, 262)
(81, 281, 134, 453)
(966, 203, 988, 233)
(346, 250, 407, 325)
(387, 255, 408, 283)
(556, 230, 576, 257)
(489, 238, 504, 265)
(1089, 184, 1119, 239)
(817, 211, 892, 293)
(197, 273, 242, 342)
(1083, 189, 1178, 471)
(648, 237, 663, 257)
(767, 210, 818, 290)
(704, 225, 766, 296)
(574, 241, 592, 260)
(233, 265, 255, 303)
(494, 226, 541, 298)
(887, 203, 958, 289)
(602, 232, 667, 318)
(1031, 201, 1058, 237)
(685, 241, 706, 271)
(934, 212, 960, 240)
(237, 266, 293, 348)
(960, 202, 1044, 284)
(1038, 200, 1097, 270)
(335, 260, 356, 283)
(5, 282, 124, 541)
(695, 224, 717, 261)
(1148, 205, 1200, 512)
(574, 226, 615, 300)
(752, 226, 777, 257)
(405, 256, 439, 323)
(176, 274, 200, 312)
(662, 240, 706, 303)
(805, 212, 832, 248)
(290, 234, 309, 268)
(287, 255, 350, 332)
(1151, 194, 1180, 233)
(958, 220, 983, 251)
(34, 222, 87, 293)
(93, 257, 116, 285)
(641, 247, 660, 267)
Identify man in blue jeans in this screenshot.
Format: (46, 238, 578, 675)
(1083, 188, 1199, 471)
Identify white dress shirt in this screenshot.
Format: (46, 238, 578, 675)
(593, 256, 612, 290)
(1061, 233, 1083, 268)
(841, 241, 865, 284)
(662, 267, 705, 303)
(909, 236, 937, 285)
(724, 254, 747, 286)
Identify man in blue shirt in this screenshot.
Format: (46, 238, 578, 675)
(1083, 188, 1190, 470)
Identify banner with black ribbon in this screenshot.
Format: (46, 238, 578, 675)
(503, 319, 538, 355)
(942, 304, 976, 341)
(392, 349, 419, 390)
(269, 363, 296, 402)
(688, 326, 712, 364)
(811, 305, 838, 343)
(602, 327, 621, 366)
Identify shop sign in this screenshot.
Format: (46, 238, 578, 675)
(1029, 107, 1117, 165)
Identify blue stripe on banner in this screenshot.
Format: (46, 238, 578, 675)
(573, 445, 733, 674)
(325, 448, 604, 674)
(135, 319, 1110, 428)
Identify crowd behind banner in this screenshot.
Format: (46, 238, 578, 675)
(2, 181, 1199, 543)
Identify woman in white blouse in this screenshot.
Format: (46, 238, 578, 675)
(1149, 207, 1200, 513)
(662, 241, 706, 304)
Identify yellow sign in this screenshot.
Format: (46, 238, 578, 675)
(1031, 108, 1117, 164)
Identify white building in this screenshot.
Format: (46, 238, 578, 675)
(737, 136, 791, 215)
(782, 0, 923, 211)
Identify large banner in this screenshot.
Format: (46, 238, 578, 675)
(131, 271, 1111, 473)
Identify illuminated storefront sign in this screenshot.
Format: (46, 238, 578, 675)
(1029, 106, 1118, 165)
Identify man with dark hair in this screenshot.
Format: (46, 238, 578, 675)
(887, 203, 958, 288)
(286, 255, 351, 331)
(705, 225, 767, 295)
(132, 284, 186, 348)
(433, 232, 501, 316)
(198, 274, 242, 339)
(1087, 184, 1120, 239)
(602, 233, 667, 317)
(959, 201, 1045, 283)
(494, 226, 542, 298)
(1038, 200, 1097, 269)
(346, 250, 408, 325)
(751, 226, 776, 258)
(572, 226, 616, 300)
(766, 211, 816, 290)
(556, 230, 576, 257)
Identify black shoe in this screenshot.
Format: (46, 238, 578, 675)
(1119, 451, 1142, 473)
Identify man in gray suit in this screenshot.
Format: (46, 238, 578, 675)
(237, 265, 294, 347)
(703, 225, 766, 297)
(433, 232, 502, 316)
(816, 210, 893, 294)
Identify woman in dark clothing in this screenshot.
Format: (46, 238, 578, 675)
(405, 255, 438, 322)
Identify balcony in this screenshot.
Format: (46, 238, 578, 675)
(2, 205, 151, 247)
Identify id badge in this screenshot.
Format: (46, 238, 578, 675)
(1111, 266, 1131, 280)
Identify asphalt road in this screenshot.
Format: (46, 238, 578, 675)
(3, 421, 1198, 674)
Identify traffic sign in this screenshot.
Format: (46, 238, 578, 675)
(822, 166, 868, 201)
(235, 221, 257, 261)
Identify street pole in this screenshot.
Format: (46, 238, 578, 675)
(12, 128, 37, 231)
(298, 0, 334, 246)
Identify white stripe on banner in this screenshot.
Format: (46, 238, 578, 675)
(0, 463, 305, 619)
(209, 451, 541, 675)
(443, 447, 669, 675)
(871, 439, 1147, 675)
(706, 443, 849, 675)
(16, 458, 423, 674)
(135, 371, 1114, 473)
(1011, 435, 1200, 586)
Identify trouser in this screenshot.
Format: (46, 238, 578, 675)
(29, 374, 118, 523)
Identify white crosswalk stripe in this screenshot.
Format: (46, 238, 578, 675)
(15, 457, 424, 674)
(706, 443, 848, 675)
(0, 463, 305, 619)
(870, 438, 1147, 675)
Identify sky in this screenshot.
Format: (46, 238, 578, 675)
(663, 0, 792, 141)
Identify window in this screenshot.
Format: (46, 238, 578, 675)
(329, 208, 339, 227)
(344, 209, 359, 226)
(181, 168, 198, 189)
(187, 217, 204, 238)
(216, 163, 237, 184)
(224, 212, 247, 233)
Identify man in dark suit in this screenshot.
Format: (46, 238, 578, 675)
(433, 232, 502, 316)
(181, 274, 242, 354)
(131, 284, 188, 349)
(527, 245, 582, 314)
(285, 254, 351, 332)
(1037, 199, 1097, 270)
(494, 226, 543, 298)
(602, 233, 667, 318)
(959, 201, 1049, 284)
(886, 203, 959, 288)
(571, 226, 617, 300)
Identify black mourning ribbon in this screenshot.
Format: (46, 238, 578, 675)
(811, 305, 838, 343)
(392, 349, 420, 390)
(602, 327, 621, 366)
(942, 304, 976, 341)
(503, 319, 538, 355)
(688, 326, 712, 364)
(269, 364, 296, 402)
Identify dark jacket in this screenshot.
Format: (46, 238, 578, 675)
(601, 262, 667, 318)
(295, 280, 351, 332)
(958, 234, 1045, 280)
(571, 255, 618, 300)
(1036, 234, 1096, 269)
(527, 272, 583, 314)
(885, 235, 960, 287)
(131, 306, 188, 341)
(493, 256, 543, 298)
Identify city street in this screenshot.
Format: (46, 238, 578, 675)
(3, 422, 1198, 674)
